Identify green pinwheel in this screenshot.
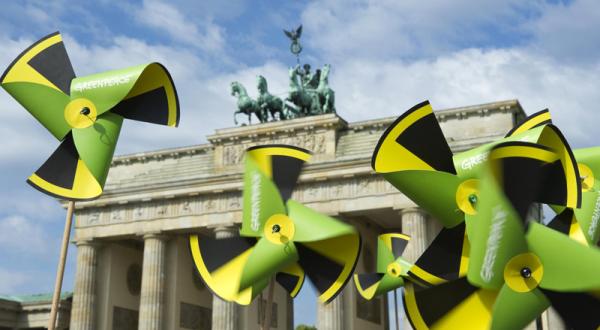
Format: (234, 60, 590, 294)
(189, 145, 361, 305)
(403, 141, 599, 330)
(549, 146, 600, 246)
(0, 32, 180, 200)
(467, 141, 600, 330)
(372, 102, 580, 284)
(354, 233, 412, 299)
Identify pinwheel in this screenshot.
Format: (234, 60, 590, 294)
(549, 146, 600, 246)
(0, 31, 179, 330)
(0, 31, 180, 200)
(189, 145, 361, 306)
(467, 141, 600, 329)
(354, 233, 412, 300)
(404, 142, 600, 330)
(371, 101, 580, 283)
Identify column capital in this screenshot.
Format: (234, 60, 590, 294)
(399, 207, 426, 216)
(212, 225, 239, 239)
(142, 232, 168, 240)
(74, 238, 99, 247)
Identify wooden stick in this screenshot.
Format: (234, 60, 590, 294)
(48, 200, 75, 330)
(263, 278, 276, 330)
(394, 288, 400, 330)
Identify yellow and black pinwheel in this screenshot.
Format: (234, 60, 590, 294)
(404, 141, 599, 330)
(0, 32, 179, 200)
(372, 102, 580, 284)
(354, 233, 412, 300)
(467, 141, 600, 329)
(189, 145, 361, 305)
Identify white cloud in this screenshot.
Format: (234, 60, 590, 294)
(296, 0, 600, 148)
(0, 215, 49, 255)
(301, 0, 541, 60)
(327, 47, 600, 147)
(134, 0, 226, 53)
(526, 0, 600, 63)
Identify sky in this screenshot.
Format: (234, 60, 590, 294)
(1, 0, 600, 328)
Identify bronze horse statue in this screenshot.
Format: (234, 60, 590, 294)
(285, 65, 320, 117)
(231, 81, 266, 125)
(257, 75, 285, 121)
(317, 64, 335, 114)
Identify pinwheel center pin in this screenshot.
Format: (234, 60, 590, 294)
(456, 179, 480, 215)
(503, 252, 543, 293)
(387, 263, 402, 278)
(520, 267, 532, 278)
(264, 214, 295, 244)
(64, 98, 97, 129)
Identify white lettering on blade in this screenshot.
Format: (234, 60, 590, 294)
(461, 152, 489, 171)
(251, 172, 262, 232)
(588, 195, 600, 240)
(480, 205, 507, 283)
(73, 74, 134, 92)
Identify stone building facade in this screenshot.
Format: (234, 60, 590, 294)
(63, 99, 564, 330)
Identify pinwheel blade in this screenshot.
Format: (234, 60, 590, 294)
(384, 171, 464, 228)
(526, 222, 600, 291)
(540, 289, 600, 329)
(287, 201, 361, 303)
(27, 134, 102, 200)
(468, 142, 552, 289)
(376, 233, 409, 273)
(296, 236, 361, 303)
(504, 109, 552, 138)
(234, 279, 269, 305)
(372, 101, 465, 228)
(1, 32, 73, 140)
(354, 273, 385, 300)
(536, 125, 581, 208)
(239, 236, 298, 292)
(189, 234, 256, 302)
(240, 145, 310, 237)
(110, 63, 180, 127)
(372, 101, 456, 175)
(276, 262, 305, 298)
(547, 209, 589, 245)
(489, 284, 549, 330)
(72, 112, 123, 190)
(240, 149, 288, 237)
(354, 273, 404, 300)
(71, 63, 179, 126)
(408, 223, 469, 286)
(253, 145, 311, 201)
(574, 189, 600, 245)
(286, 200, 357, 243)
(403, 278, 497, 330)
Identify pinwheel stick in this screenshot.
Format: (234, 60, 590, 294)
(263, 278, 276, 330)
(48, 200, 75, 330)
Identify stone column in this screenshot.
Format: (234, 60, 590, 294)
(317, 292, 344, 330)
(400, 208, 429, 263)
(138, 233, 167, 330)
(211, 226, 240, 330)
(69, 240, 98, 330)
(400, 208, 429, 330)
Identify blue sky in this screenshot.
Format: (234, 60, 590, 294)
(1, 0, 600, 328)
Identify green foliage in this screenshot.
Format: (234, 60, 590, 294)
(295, 325, 317, 330)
